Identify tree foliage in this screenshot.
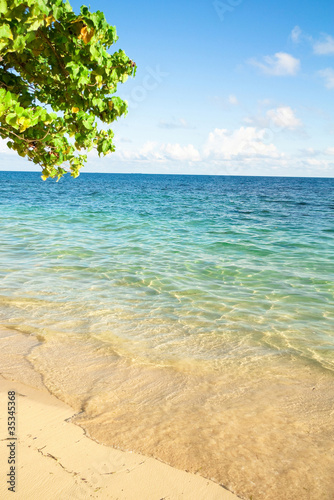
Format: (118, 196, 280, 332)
(0, 0, 136, 179)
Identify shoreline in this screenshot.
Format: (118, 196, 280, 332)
(0, 375, 240, 500)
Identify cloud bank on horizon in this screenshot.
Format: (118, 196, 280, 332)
(1, 0, 334, 177)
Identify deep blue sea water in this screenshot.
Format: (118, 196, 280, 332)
(0, 171, 333, 371)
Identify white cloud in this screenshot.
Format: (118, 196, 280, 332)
(249, 52, 300, 76)
(291, 148, 334, 175)
(108, 127, 334, 177)
(318, 68, 334, 89)
(242, 106, 302, 133)
(115, 126, 281, 166)
(118, 141, 201, 163)
(158, 118, 195, 129)
(299, 148, 318, 156)
(291, 26, 302, 43)
(304, 158, 323, 166)
(209, 94, 240, 110)
(140, 141, 158, 156)
(228, 94, 238, 105)
(313, 34, 334, 55)
(203, 127, 280, 160)
(290, 29, 334, 55)
(258, 98, 273, 107)
(162, 143, 201, 161)
(73, 135, 334, 177)
(266, 106, 302, 130)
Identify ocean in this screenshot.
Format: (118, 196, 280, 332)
(1, 171, 334, 499)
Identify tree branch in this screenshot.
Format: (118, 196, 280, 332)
(0, 126, 51, 144)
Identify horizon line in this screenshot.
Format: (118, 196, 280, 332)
(0, 170, 333, 180)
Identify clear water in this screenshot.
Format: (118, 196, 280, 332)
(1, 172, 333, 369)
(1, 172, 334, 499)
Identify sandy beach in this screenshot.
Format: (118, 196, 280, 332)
(1, 322, 334, 500)
(0, 375, 240, 500)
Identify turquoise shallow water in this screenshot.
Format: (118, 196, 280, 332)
(0, 171, 333, 371)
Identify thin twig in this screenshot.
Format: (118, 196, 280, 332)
(0, 126, 51, 143)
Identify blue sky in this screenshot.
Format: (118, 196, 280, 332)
(1, 0, 334, 176)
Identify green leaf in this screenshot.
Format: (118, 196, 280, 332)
(82, 114, 95, 129)
(18, 116, 31, 132)
(0, 0, 8, 15)
(3, 91, 12, 106)
(13, 35, 26, 51)
(66, 61, 80, 78)
(5, 112, 18, 127)
(0, 24, 12, 39)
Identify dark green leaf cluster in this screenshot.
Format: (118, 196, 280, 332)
(0, 0, 136, 179)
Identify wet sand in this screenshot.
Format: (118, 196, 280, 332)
(0, 378, 239, 500)
(1, 326, 334, 499)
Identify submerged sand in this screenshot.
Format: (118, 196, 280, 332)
(1, 326, 334, 499)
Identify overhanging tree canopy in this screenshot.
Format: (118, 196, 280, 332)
(0, 0, 136, 179)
